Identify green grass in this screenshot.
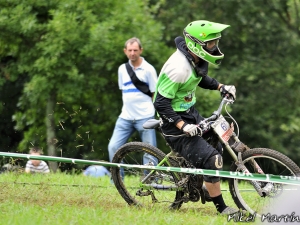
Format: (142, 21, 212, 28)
(0, 172, 259, 225)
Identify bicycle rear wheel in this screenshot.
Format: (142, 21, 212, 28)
(111, 142, 184, 209)
(229, 148, 300, 216)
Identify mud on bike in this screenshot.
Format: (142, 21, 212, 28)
(111, 96, 300, 216)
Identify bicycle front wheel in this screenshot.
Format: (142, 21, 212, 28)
(229, 148, 300, 216)
(111, 142, 184, 209)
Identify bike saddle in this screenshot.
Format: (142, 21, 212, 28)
(143, 119, 161, 129)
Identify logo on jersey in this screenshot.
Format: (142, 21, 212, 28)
(184, 91, 194, 102)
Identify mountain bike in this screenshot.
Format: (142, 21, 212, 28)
(111, 96, 300, 216)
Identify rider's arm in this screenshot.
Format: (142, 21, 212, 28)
(198, 75, 222, 90)
(153, 93, 184, 128)
(154, 86, 225, 130)
(176, 120, 185, 130)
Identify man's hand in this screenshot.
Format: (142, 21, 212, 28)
(181, 123, 202, 137)
(219, 85, 236, 100)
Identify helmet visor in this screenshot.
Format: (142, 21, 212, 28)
(204, 39, 219, 53)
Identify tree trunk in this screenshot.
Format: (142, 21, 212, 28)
(46, 92, 58, 172)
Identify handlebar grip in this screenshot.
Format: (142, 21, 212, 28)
(205, 114, 218, 122)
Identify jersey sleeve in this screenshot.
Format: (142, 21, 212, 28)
(147, 66, 158, 93)
(198, 75, 219, 90)
(154, 92, 183, 125)
(118, 65, 124, 90)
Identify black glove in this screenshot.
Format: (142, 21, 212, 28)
(181, 123, 202, 137)
(219, 85, 236, 100)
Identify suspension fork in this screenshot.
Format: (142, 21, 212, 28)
(224, 136, 266, 197)
(230, 133, 264, 174)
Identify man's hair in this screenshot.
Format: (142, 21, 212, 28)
(29, 147, 43, 155)
(124, 37, 142, 49)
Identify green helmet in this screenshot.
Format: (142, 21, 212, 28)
(183, 20, 230, 66)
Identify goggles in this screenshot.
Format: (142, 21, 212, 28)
(204, 39, 220, 53)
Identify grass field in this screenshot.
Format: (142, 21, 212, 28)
(0, 172, 263, 225)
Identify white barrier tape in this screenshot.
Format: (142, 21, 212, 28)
(1, 151, 300, 186)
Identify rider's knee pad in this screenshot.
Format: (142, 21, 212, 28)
(203, 154, 223, 183)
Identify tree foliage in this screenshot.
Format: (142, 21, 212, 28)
(0, 0, 170, 169)
(1, 0, 300, 169)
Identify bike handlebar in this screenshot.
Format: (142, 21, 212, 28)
(198, 96, 234, 125)
(165, 96, 234, 137)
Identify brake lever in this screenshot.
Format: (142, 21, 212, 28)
(224, 94, 235, 103)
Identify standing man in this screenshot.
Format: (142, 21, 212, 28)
(108, 37, 157, 171)
(153, 20, 238, 214)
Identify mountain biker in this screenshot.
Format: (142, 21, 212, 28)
(153, 20, 238, 215)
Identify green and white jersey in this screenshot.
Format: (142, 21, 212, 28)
(155, 50, 202, 112)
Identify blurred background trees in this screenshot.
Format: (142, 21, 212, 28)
(1, 0, 300, 171)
